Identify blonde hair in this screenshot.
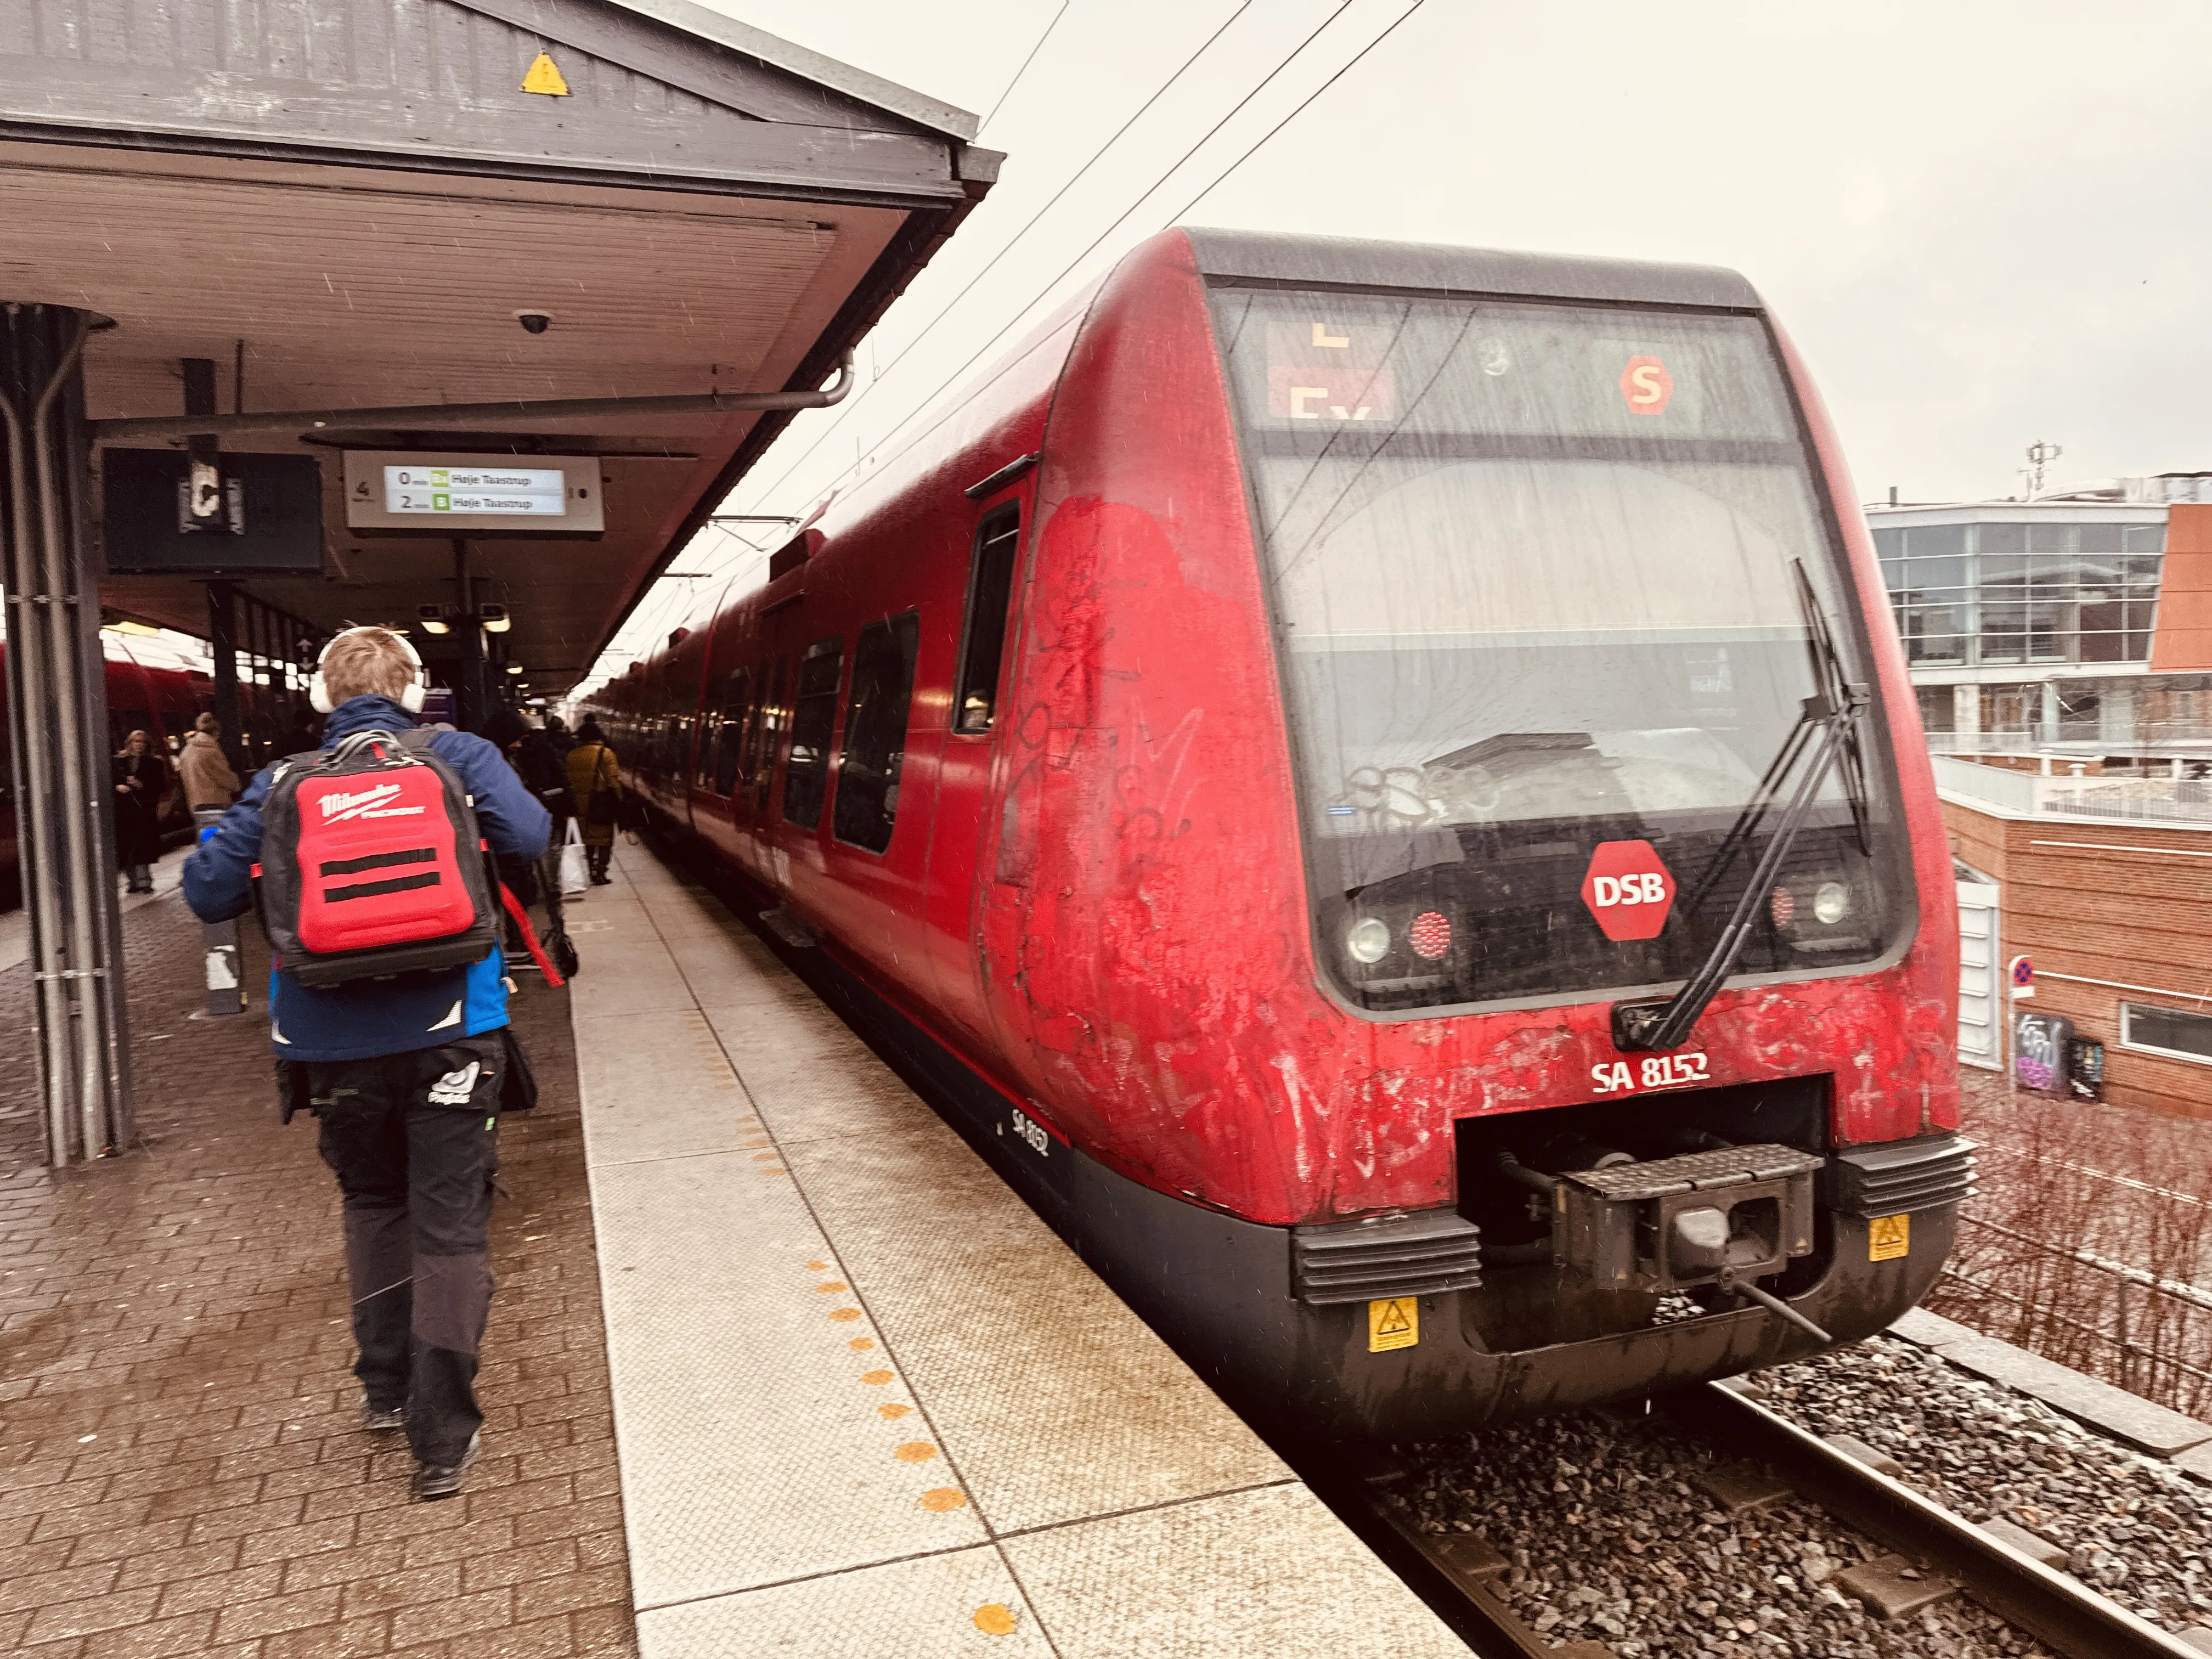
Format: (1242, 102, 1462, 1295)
(193, 712, 221, 737)
(115, 729, 149, 759)
(321, 627, 417, 705)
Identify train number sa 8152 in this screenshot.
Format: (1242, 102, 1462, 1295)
(1590, 1053, 1710, 1096)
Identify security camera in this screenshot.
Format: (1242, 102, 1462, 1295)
(514, 310, 553, 335)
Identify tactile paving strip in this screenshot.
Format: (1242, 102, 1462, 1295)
(577, 847, 1468, 1659)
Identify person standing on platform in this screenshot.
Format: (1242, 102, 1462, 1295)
(479, 709, 572, 943)
(567, 718, 621, 885)
(178, 712, 240, 811)
(182, 627, 550, 1501)
(543, 713, 578, 756)
(111, 729, 166, 894)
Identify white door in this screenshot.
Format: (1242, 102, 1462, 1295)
(1955, 873, 2002, 1069)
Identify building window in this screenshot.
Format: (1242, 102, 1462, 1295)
(2120, 1001, 2212, 1065)
(1875, 519, 2163, 669)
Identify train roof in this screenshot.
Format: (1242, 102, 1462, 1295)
(1182, 228, 1762, 313)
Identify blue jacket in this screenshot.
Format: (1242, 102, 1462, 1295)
(183, 695, 552, 1063)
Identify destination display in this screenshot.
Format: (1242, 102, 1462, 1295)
(341, 451, 605, 533)
(383, 465, 568, 517)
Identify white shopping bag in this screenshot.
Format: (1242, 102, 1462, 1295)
(558, 819, 589, 896)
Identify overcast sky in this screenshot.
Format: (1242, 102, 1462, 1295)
(589, 0, 2212, 682)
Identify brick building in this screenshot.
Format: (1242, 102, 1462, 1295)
(1939, 757, 2212, 1119)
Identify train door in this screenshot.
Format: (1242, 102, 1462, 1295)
(922, 488, 1030, 1048)
(817, 607, 932, 992)
(742, 651, 789, 884)
(690, 647, 753, 867)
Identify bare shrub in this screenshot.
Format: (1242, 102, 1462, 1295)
(1922, 1072, 2212, 1418)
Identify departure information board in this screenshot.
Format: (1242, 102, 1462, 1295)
(341, 452, 605, 533)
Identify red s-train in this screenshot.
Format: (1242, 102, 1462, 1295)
(590, 229, 1971, 1437)
(0, 634, 210, 907)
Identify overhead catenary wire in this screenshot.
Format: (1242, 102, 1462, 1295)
(746, 0, 1423, 526)
(732, 0, 1269, 529)
(975, 0, 1073, 138)
(608, 0, 1427, 669)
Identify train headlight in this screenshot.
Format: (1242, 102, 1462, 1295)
(1346, 917, 1391, 964)
(1812, 881, 1852, 925)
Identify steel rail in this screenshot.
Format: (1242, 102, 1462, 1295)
(1321, 1378, 2205, 1659)
(1664, 1380, 2207, 1659)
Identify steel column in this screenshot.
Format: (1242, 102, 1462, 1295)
(207, 579, 241, 772)
(0, 302, 126, 1164)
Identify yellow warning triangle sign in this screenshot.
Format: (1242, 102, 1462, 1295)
(521, 51, 570, 97)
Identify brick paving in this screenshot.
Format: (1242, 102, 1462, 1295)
(0, 891, 638, 1658)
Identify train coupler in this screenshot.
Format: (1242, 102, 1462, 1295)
(1553, 1142, 1822, 1295)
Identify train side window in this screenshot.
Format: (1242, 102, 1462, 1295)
(953, 503, 1022, 733)
(833, 613, 921, 854)
(713, 668, 751, 797)
(782, 637, 844, 830)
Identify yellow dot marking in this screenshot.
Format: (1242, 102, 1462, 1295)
(848, 1338, 874, 1351)
(895, 1441, 938, 1463)
(761, 1166, 788, 1176)
(878, 1403, 912, 1420)
(753, 1152, 778, 1161)
(806, 1261, 828, 1272)
(861, 1369, 893, 1385)
(973, 1603, 1017, 1636)
(828, 1308, 861, 1323)
(919, 1488, 967, 1513)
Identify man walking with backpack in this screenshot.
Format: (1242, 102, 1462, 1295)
(183, 627, 550, 1500)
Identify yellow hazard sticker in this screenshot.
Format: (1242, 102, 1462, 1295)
(520, 51, 571, 96)
(1368, 1296, 1418, 1352)
(1869, 1214, 1910, 1262)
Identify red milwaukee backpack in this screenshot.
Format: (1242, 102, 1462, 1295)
(258, 729, 499, 986)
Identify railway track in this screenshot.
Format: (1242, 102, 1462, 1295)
(1332, 1380, 2207, 1659)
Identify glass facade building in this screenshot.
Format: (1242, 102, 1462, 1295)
(1872, 518, 2165, 668)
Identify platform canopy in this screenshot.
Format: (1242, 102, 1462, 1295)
(0, 0, 998, 694)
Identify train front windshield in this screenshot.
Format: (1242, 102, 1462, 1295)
(1210, 287, 1905, 1014)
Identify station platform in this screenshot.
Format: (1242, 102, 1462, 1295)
(0, 838, 1465, 1657)
(573, 843, 1464, 1657)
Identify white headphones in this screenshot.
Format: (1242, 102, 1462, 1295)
(309, 626, 428, 715)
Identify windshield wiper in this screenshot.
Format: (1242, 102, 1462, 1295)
(1613, 558, 1871, 1056)
(1613, 681, 1866, 1052)
(1616, 562, 1875, 1054)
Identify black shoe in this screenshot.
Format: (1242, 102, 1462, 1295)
(411, 1430, 481, 1501)
(590, 874, 612, 885)
(360, 1401, 406, 1433)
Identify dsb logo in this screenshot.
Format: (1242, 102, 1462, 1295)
(1581, 840, 1676, 941)
(1590, 873, 1666, 907)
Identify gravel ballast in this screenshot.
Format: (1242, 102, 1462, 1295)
(1755, 1333, 2212, 1637)
(1395, 1405, 2046, 1657)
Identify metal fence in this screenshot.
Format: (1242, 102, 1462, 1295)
(1930, 753, 2212, 826)
(1928, 1212, 2212, 1419)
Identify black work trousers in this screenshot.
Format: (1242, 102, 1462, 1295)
(308, 1034, 503, 1466)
